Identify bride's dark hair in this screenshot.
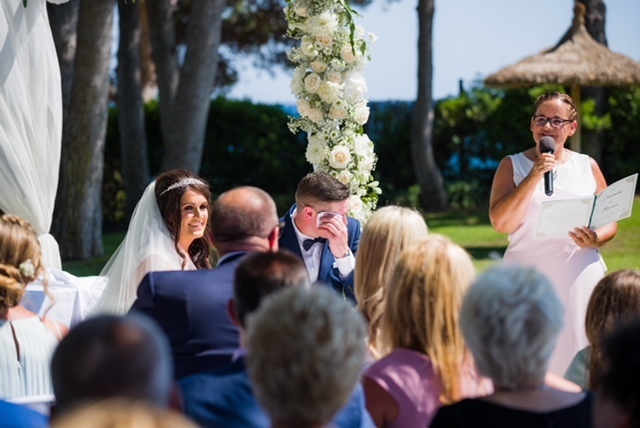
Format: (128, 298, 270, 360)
(155, 169, 212, 269)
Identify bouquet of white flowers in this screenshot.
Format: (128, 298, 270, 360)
(285, 0, 381, 222)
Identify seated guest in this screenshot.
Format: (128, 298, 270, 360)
(247, 286, 368, 428)
(363, 235, 488, 427)
(0, 400, 48, 428)
(279, 172, 361, 303)
(0, 214, 67, 400)
(431, 264, 592, 427)
(354, 205, 428, 358)
(51, 399, 198, 428)
(565, 270, 640, 390)
(50, 314, 172, 419)
(130, 186, 281, 379)
(179, 251, 374, 427)
(593, 317, 640, 428)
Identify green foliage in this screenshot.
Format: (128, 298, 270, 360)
(102, 99, 309, 227)
(580, 98, 612, 132)
(200, 98, 309, 209)
(602, 86, 640, 183)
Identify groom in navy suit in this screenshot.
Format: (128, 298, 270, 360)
(279, 172, 361, 303)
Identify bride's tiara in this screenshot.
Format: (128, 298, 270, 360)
(160, 178, 206, 195)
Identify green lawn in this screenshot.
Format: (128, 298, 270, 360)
(63, 198, 640, 276)
(426, 197, 640, 273)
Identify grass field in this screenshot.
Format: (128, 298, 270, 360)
(63, 198, 640, 276)
(426, 197, 640, 273)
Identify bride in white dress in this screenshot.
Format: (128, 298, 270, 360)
(89, 169, 212, 315)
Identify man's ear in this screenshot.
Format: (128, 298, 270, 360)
(227, 299, 241, 327)
(268, 227, 279, 251)
(302, 205, 315, 222)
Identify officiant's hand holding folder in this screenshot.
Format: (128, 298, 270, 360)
(535, 173, 638, 238)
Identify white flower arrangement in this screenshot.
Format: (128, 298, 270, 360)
(19, 259, 35, 279)
(285, 0, 381, 222)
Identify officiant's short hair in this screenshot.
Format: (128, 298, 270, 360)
(295, 172, 350, 208)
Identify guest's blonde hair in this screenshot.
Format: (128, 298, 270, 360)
(379, 234, 475, 404)
(355, 205, 428, 355)
(585, 270, 640, 390)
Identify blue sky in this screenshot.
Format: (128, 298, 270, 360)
(227, 0, 640, 104)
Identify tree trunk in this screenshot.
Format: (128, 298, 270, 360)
(579, 0, 607, 164)
(48, 1, 78, 245)
(117, 0, 151, 218)
(147, 0, 226, 173)
(411, 0, 447, 211)
(52, 0, 115, 260)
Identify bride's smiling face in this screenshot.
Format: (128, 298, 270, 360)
(179, 189, 209, 249)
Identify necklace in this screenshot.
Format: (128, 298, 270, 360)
(552, 149, 566, 180)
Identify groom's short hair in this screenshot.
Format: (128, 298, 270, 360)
(295, 172, 350, 208)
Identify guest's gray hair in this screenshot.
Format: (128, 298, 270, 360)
(460, 264, 563, 390)
(246, 286, 367, 427)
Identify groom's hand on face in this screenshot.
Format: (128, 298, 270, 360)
(317, 214, 349, 259)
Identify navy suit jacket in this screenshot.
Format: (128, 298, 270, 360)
(0, 400, 48, 428)
(279, 205, 361, 303)
(130, 254, 246, 379)
(179, 356, 375, 428)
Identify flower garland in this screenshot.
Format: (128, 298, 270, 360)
(285, 0, 381, 222)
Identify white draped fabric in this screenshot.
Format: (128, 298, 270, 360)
(0, 0, 67, 269)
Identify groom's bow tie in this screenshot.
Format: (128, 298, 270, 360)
(303, 237, 326, 251)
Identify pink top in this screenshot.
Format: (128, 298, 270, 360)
(363, 348, 490, 428)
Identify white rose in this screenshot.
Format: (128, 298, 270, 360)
(340, 45, 359, 64)
(337, 170, 353, 185)
(290, 67, 305, 95)
(354, 134, 372, 156)
(315, 35, 333, 49)
(349, 194, 364, 212)
(306, 135, 325, 165)
(297, 99, 311, 117)
(354, 102, 370, 125)
(360, 152, 376, 173)
(329, 104, 348, 120)
(343, 71, 367, 104)
(304, 73, 322, 93)
(300, 36, 317, 58)
(310, 60, 328, 74)
(317, 81, 341, 104)
(293, 5, 308, 17)
(308, 108, 324, 123)
(329, 146, 351, 169)
(326, 70, 342, 84)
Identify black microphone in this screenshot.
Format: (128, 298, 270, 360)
(540, 136, 556, 196)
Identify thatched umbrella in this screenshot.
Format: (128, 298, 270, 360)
(485, 2, 640, 152)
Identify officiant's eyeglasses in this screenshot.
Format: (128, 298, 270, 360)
(532, 115, 574, 129)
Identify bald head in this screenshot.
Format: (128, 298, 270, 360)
(211, 187, 279, 252)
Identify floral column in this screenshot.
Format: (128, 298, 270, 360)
(285, 0, 380, 222)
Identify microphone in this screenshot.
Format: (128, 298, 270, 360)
(540, 136, 556, 196)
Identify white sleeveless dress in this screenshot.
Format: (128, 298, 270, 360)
(0, 317, 59, 399)
(503, 152, 606, 375)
